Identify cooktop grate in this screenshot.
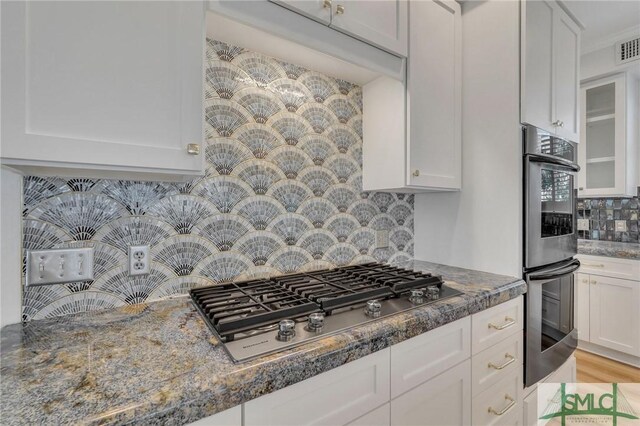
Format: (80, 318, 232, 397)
(190, 262, 446, 342)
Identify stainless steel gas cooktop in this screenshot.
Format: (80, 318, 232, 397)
(190, 262, 462, 362)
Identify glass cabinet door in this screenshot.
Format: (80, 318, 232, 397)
(578, 74, 626, 196)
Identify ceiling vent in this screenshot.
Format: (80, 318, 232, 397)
(615, 36, 640, 65)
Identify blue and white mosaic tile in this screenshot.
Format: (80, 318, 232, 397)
(20, 40, 415, 321)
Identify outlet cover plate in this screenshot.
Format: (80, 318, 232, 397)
(129, 245, 150, 276)
(26, 248, 94, 286)
(577, 219, 590, 231)
(615, 220, 628, 232)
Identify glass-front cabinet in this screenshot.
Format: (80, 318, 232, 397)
(578, 73, 638, 197)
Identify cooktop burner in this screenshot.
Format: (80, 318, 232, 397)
(190, 262, 463, 362)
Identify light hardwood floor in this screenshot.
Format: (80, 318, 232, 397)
(576, 349, 640, 383)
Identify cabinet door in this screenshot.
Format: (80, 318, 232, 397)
(521, 0, 555, 133)
(553, 8, 580, 141)
(270, 0, 332, 25)
(574, 272, 590, 342)
(1, 1, 204, 176)
(578, 74, 628, 197)
(330, 0, 407, 56)
(406, 0, 461, 190)
(589, 275, 640, 356)
(390, 359, 471, 426)
(244, 349, 390, 426)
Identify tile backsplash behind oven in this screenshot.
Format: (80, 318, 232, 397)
(20, 40, 414, 321)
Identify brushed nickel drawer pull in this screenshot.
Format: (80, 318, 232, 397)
(583, 263, 605, 268)
(488, 353, 516, 370)
(488, 395, 515, 416)
(488, 317, 516, 330)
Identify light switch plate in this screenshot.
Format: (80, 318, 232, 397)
(26, 248, 94, 286)
(375, 229, 390, 249)
(577, 219, 590, 231)
(615, 220, 628, 232)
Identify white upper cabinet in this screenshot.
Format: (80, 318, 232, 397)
(330, 0, 408, 57)
(363, 0, 461, 192)
(271, 0, 332, 25)
(553, 10, 580, 141)
(521, 0, 581, 142)
(406, 0, 461, 190)
(578, 73, 639, 197)
(270, 0, 407, 56)
(1, 1, 205, 178)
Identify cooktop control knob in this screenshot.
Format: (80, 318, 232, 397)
(276, 319, 296, 341)
(409, 289, 424, 304)
(307, 313, 325, 332)
(427, 286, 440, 300)
(365, 300, 382, 318)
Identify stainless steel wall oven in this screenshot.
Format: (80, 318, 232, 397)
(523, 125, 580, 386)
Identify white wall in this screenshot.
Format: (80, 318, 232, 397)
(414, 0, 523, 277)
(1, 167, 23, 326)
(582, 44, 640, 82)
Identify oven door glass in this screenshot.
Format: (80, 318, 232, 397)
(540, 168, 574, 238)
(540, 274, 574, 351)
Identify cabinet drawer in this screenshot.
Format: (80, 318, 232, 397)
(472, 369, 522, 426)
(472, 331, 522, 396)
(390, 316, 470, 398)
(471, 297, 523, 354)
(244, 348, 390, 426)
(577, 255, 640, 281)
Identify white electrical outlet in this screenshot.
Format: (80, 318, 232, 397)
(615, 220, 628, 232)
(129, 245, 150, 276)
(577, 219, 590, 231)
(375, 229, 390, 249)
(26, 248, 94, 286)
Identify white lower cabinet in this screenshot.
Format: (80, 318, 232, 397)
(195, 297, 528, 426)
(391, 359, 471, 426)
(243, 348, 390, 426)
(347, 403, 390, 426)
(575, 255, 640, 359)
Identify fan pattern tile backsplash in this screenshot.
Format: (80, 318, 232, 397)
(20, 40, 414, 321)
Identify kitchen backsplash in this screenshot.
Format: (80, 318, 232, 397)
(577, 188, 640, 243)
(20, 40, 414, 321)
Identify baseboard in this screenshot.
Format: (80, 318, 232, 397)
(577, 340, 640, 368)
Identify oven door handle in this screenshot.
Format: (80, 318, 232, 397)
(528, 259, 581, 281)
(527, 153, 580, 172)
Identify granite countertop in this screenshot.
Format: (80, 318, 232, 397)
(578, 240, 640, 260)
(0, 260, 526, 426)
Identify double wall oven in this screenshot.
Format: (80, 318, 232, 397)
(523, 125, 581, 386)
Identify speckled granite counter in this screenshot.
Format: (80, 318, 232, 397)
(578, 240, 640, 260)
(0, 260, 526, 426)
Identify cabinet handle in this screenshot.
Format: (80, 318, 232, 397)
(579, 187, 584, 191)
(592, 280, 597, 285)
(488, 395, 516, 416)
(488, 353, 516, 370)
(552, 120, 564, 127)
(186, 143, 200, 155)
(488, 317, 516, 330)
(336, 4, 345, 14)
(412, 170, 420, 177)
(583, 263, 604, 268)
(323, 0, 331, 8)
(582, 279, 588, 283)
